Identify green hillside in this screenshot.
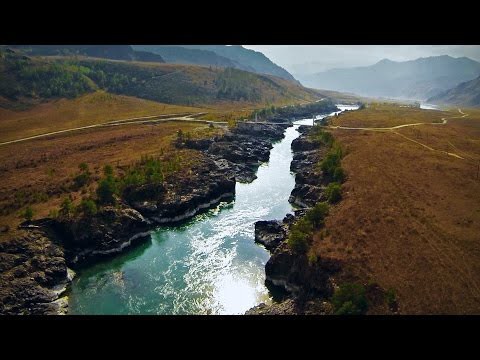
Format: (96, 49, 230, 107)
(0, 49, 320, 108)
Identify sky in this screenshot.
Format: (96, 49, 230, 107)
(243, 45, 480, 74)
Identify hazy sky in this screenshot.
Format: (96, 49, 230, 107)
(243, 45, 480, 74)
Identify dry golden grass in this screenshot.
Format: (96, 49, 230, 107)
(0, 121, 221, 239)
(0, 91, 205, 142)
(331, 103, 452, 128)
(312, 105, 480, 314)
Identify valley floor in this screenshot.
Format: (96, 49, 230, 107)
(314, 104, 480, 314)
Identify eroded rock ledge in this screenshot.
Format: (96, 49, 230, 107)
(0, 122, 289, 315)
(248, 125, 341, 315)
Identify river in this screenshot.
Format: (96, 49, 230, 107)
(68, 105, 357, 315)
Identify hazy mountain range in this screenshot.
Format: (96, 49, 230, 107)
(133, 45, 297, 82)
(297, 55, 480, 101)
(428, 75, 480, 107)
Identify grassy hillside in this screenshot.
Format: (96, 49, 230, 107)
(428, 75, 480, 107)
(7, 45, 165, 63)
(132, 45, 254, 72)
(0, 49, 320, 108)
(0, 91, 204, 142)
(182, 45, 297, 82)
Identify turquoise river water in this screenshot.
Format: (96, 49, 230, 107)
(68, 105, 357, 315)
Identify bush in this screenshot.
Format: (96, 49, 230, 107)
(103, 164, 114, 177)
(73, 172, 90, 189)
(331, 283, 368, 315)
(22, 206, 34, 221)
(78, 198, 97, 216)
(385, 288, 396, 309)
(96, 177, 117, 205)
(325, 182, 342, 203)
(73, 162, 91, 189)
(333, 166, 345, 183)
(304, 202, 329, 228)
(287, 227, 311, 254)
(59, 197, 74, 219)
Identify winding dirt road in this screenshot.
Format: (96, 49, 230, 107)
(325, 108, 470, 160)
(0, 112, 226, 147)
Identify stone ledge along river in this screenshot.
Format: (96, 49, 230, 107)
(68, 105, 358, 315)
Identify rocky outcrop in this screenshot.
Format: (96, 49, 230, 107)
(180, 122, 291, 183)
(0, 229, 74, 315)
(254, 220, 286, 252)
(53, 206, 151, 266)
(248, 123, 341, 315)
(289, 126, 327, 208)
(265, 243, 340, 297)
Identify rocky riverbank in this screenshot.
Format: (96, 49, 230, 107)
(180, 122, 291, 182)
(248, 124, 341, 315)
(0, 122, 290, 315)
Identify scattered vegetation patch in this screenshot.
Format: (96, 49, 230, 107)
(287, 202, 329, 253)
(325, 182, 342, 203)
(331, 283, 369, 315)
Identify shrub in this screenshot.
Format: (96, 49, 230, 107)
(59, 197, 74, 219)
(103, 164, 114, 177)
(78, 198, 97, 216)
(325, 182, 342, 203)
(331, 283, 368, 315)
(73, 172, 90, 188)
(73, 162, 91, 189)
(22, 206, 34, 222)
(333, 167, 345, 182)
(96, 177, 117, 205)
(287, 227, 311, 254)
(385, 288, 396, 309)
(304, 202, 329, 228)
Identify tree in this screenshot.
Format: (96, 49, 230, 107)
(325, 182, 342, 203)
(59, 197, 74, 219)
(22, 206, 34, 222)
(96, 177, 117, 205)
(78, 198, 97, 216)
(304, 202, 329, 229)
(331, 283, 368, 315)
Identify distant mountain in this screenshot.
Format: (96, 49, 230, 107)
(428, 75, 480, 107)
(302, 55, 480, 100)
(176, 45, 297, 82)
(132, 45, 255, 72)
(8, 45, 165, 63)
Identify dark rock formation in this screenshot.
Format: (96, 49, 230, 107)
(289, 126, 327, 208)
(54, 206, 151, 267)
(180, 122, 290, 183)
(254, 220, 286, 252)
(0, 230, 73, 315)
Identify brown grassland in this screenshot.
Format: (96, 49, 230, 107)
(0, 120, 222, 240)
(0, 91, 206, 143)
(313, 104, 480, 314)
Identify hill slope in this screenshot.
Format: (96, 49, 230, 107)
(131, 45, 255, 72)
(179, 45, 297, 82)
(0, 49, 320, 108)
(302, 55, 480, 100)
(7, 45, 165, 63)
(428, 75, 480, 107)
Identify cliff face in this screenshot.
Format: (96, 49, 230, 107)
(249, 125, 341, 315)
(0, 122, 290, 315)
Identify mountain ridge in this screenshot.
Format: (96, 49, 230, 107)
(300, 55, 480, 100)
(428, 75, 480, 107)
